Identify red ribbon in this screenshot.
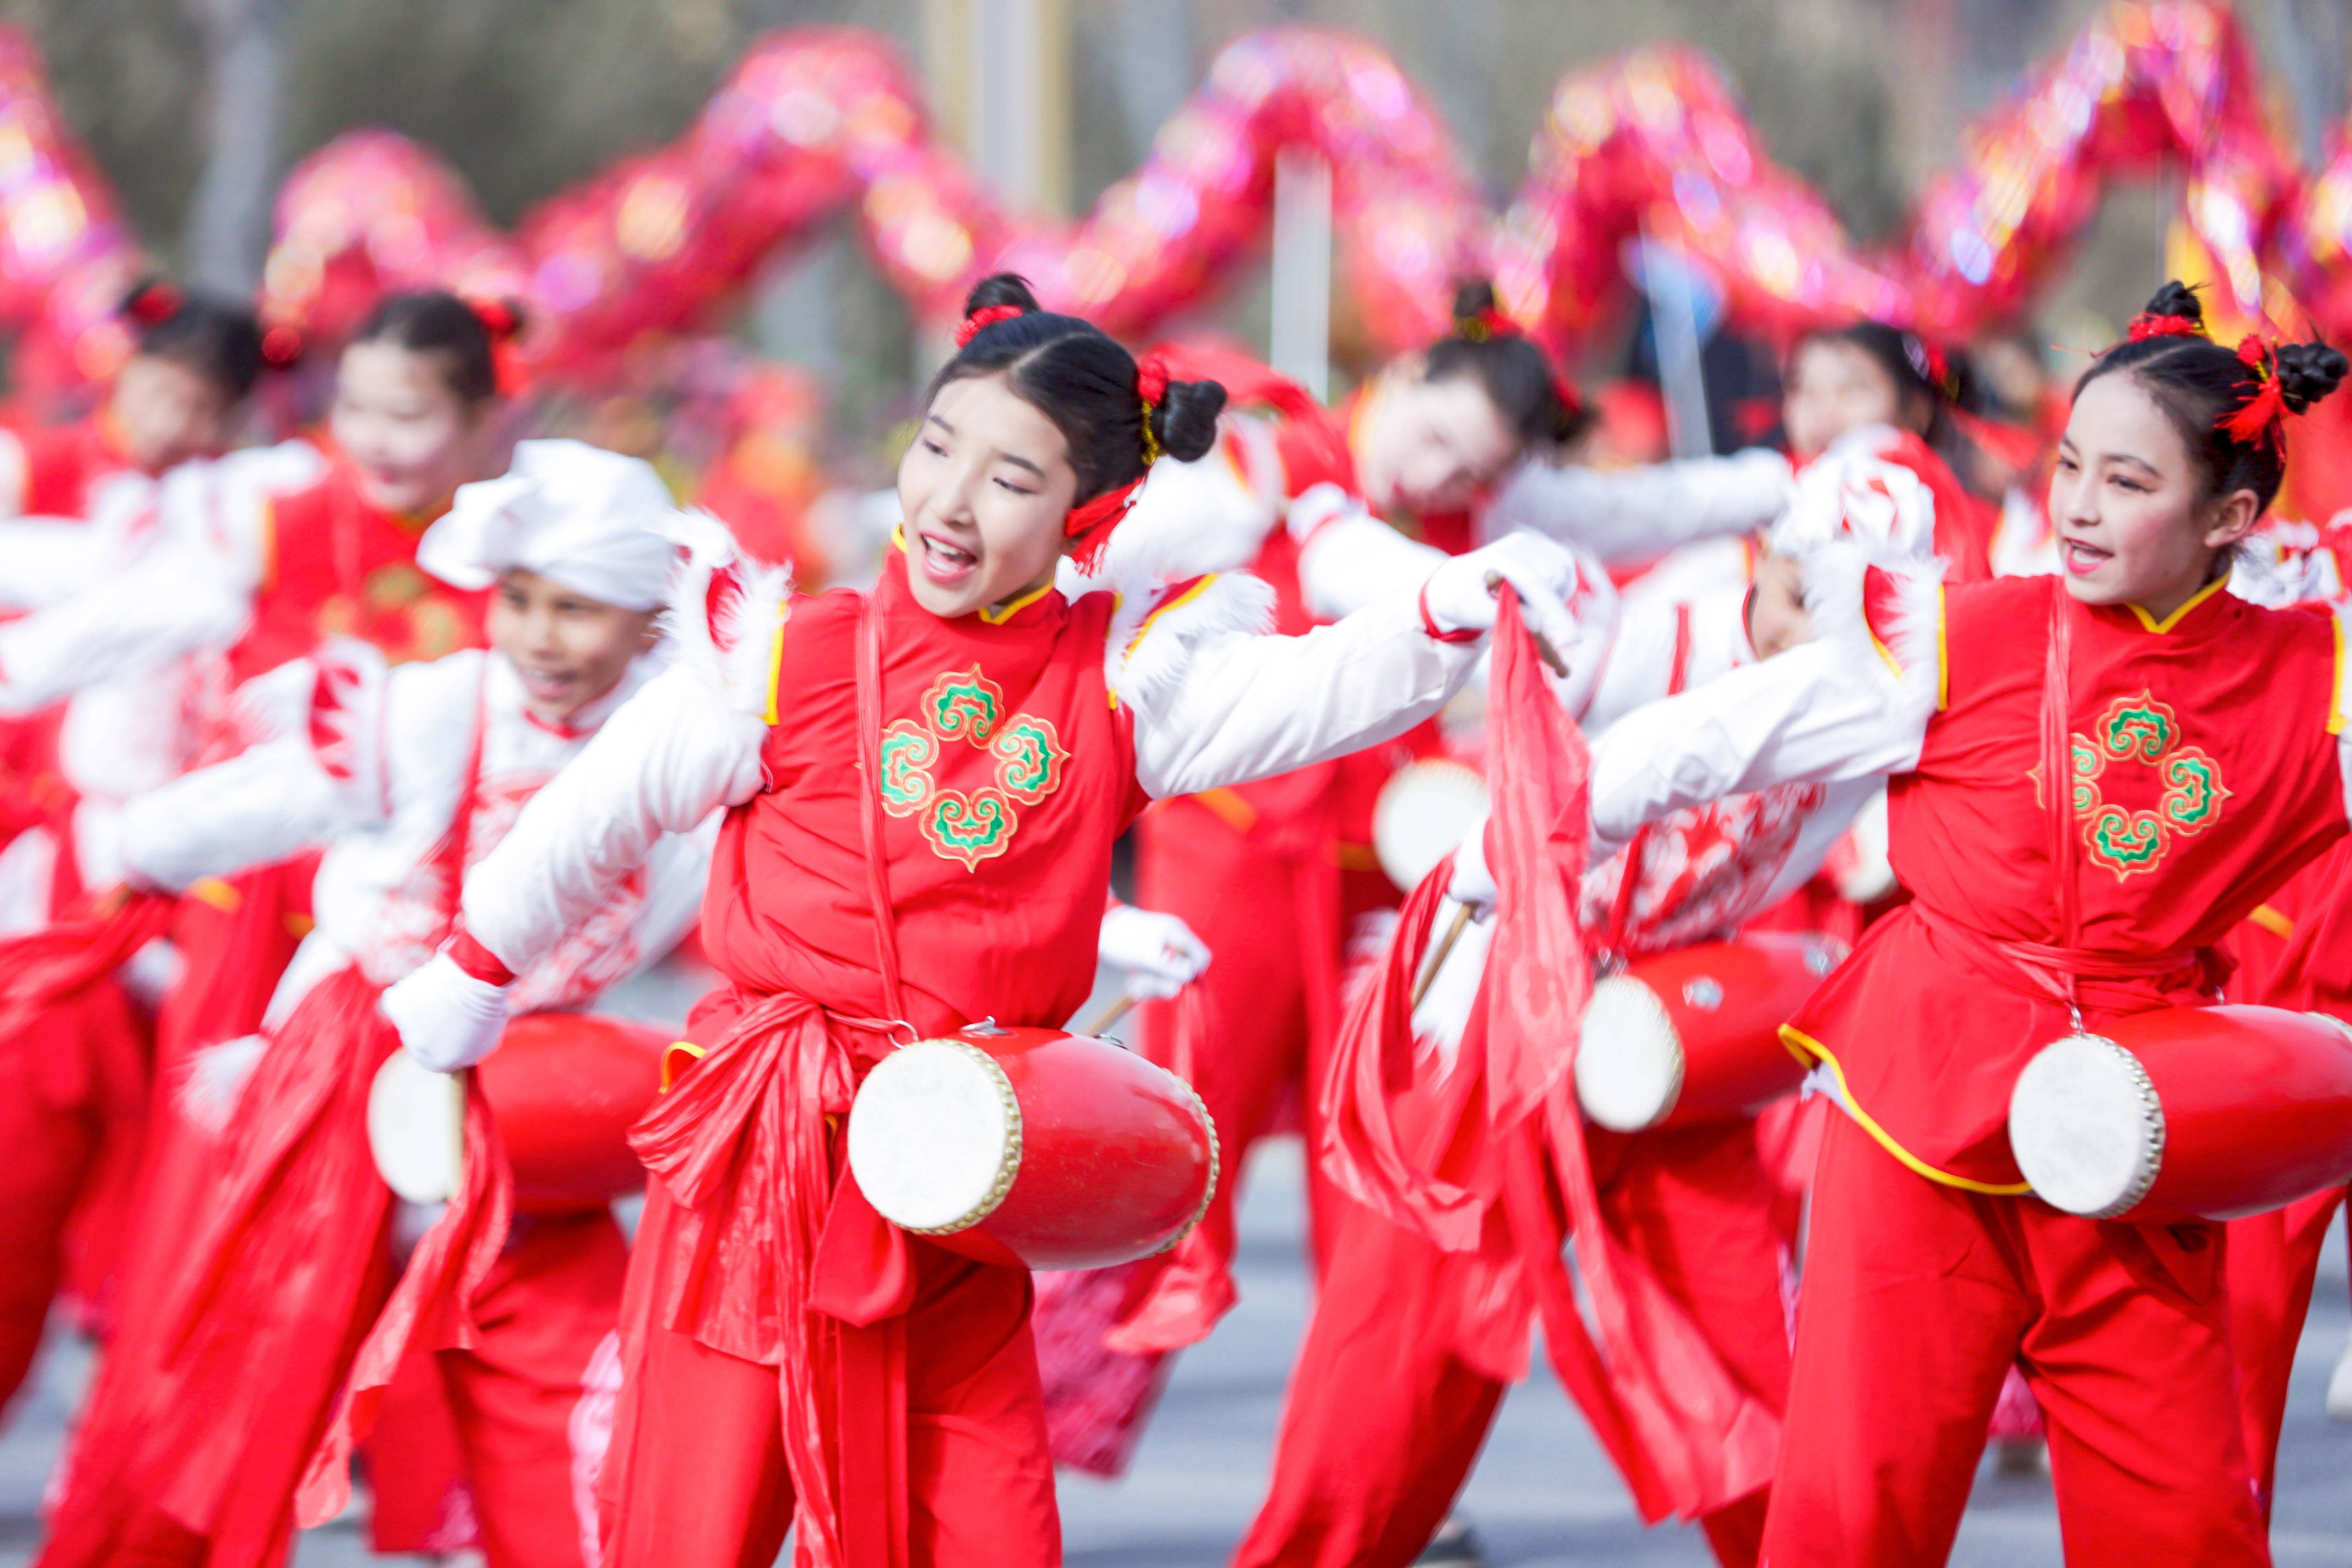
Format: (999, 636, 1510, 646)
(2128, 310, 2205, 342)
(2223, 334, 2289, 448)
(955, 303, 1023, 347)
(1063, 475, 1145, 574)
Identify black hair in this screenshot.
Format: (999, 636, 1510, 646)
(350, 290, 518, 407)
(121, 280, 266, 402)
(1421, 280, 1589, 447)
(1797, 319, 1979, 446)
(929, 274, 1225, 504)
(2076, 281, 2350, 514)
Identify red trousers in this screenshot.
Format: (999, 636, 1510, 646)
(372, 1209, 633, 1568)
(2226, 1185, 2347, 1517)
(1761, 1111, 2267, 1566)
(1233, 1121, 1787, 1568)
(596, 1179, 1060, 1568)
(1135, 809, 1391, 1309)
(0, 979, 147, 1419)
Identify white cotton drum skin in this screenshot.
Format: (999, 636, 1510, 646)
(1372, 759, 1489, 895)
(1576, 976, 1689, 1132)
(2007, 1007, 2352, 1223)
(2007, 1034, 2165, 1218)
(848, 1039, 1023, 1234)
(368, 1050, 467, 1206)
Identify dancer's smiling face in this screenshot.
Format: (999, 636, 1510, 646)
(486, 568, 658, 727)
(2048, 371, 2257, 622)
(897, 372, 1080, 619)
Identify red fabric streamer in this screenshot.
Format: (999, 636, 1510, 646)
(0, 890, 174, 1043)
(296, 1071, 515, 1527)
(954, 303, 1022, 347)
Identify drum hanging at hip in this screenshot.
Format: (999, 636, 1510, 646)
(1575, 932, 1845, 1132)
(368, 1011, 668, 1214)
(846, 1020, 1218, 1270)
(2008, 1005, 2352, 1221)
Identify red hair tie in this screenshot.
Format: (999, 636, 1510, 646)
(259, 324, 303, 369)
(124, 280, 183, 327)
(2128, 311, 2205, 343)
(956, 304, 1023, 347)
(1457, 305, 1520, 343)
(466, 296, 520, 342)
(461, 297, 528, 398)
(1136, 352, 1170, 465)
(2222, 335, 2289, 449)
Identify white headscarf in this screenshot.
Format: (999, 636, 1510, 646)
(418, 439, 680, 611)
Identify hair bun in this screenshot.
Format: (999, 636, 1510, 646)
(1451, 277, 1500, 326)
(2275, 340, 2349, 415)
(963, 273, 1041, 319)
(1151, 378, 1227, 464)
(2141, 280, 2205, 329)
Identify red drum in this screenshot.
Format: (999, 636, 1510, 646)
(846, 1021, 1218, 1271)
(368, 1011, 667, 1215)
(2007, 1006, 2352, 1221)
(1576, 933, 1845, 1132)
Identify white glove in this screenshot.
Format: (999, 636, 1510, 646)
(1446, 809, 1496, 920)
(380, 951, 511, 1073)
(1096, 904, 1213, 1001)
(1421, 531, 1587, 668)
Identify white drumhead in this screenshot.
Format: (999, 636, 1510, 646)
(368, 1051, 464, 1206)
(848, 1040, 1021, 1234)
(1576, 976, 1685, 1133)
(2008, 1034, 2165, 1217)
(1373, 759, 1490, 894)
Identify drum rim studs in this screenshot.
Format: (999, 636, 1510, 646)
(1149, 1079, 1222, 1257)
(2080, 1035, 2165, 1219)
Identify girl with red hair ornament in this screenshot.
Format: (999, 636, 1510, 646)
(374, 274, 1586, 1568)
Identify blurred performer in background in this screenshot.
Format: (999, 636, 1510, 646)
(34, 441, 705, 1568)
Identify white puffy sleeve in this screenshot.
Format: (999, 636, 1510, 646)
(0, 539, 250, 714)
(115, 642, 396, 892)
(1481, 448, 1793, 563)
(1113, 574, 1480, 799)
(1587, 549, 1943, 856)
(1580, 583, 1753, 736)
(460, 528, 781, 975)
(0, 520, 107, 610)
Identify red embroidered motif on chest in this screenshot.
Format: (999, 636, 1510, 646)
(2043, 691, 2234, 881)
(877, 666, 1071, 871)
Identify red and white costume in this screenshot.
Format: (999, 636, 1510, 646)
(396, 500, 1566, 1567)
(34, 442, 703, 1568)
(1231, 426, 1976, 1568)
(1584, 555, 2352, 1563)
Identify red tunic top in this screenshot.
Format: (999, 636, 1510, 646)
(4, 414, 138, 518)
(1785, 574, 2349, 1190)
(699, 549, 1145, 1036)
(231, 463, 485, 683)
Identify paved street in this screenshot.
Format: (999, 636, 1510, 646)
(6, 1135, 2351, 1565)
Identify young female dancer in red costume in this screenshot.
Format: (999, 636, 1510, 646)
(0, 278, 271, 531)
(1568, 280, 2352, 1563)
(0, 294, 515, 1427)
(33, 442, 703, 1568)
(377, 273, 1585, 1568)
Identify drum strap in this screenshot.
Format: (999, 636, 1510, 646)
(2041, 586, 2085, 1024)
(855, 596, 910, 1026)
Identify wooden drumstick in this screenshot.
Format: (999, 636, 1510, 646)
(1483, 571, 1570, 677)
(1079, 991, 1141, 1038)
(1411, 902, 1478, 1011)
(448, 1069, 468, 1197)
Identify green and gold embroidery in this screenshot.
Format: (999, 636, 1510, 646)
(878, 719, 938, 816)
(926, 789, 1015, 869)
(879, 673, 1069, 871)
(924, 667, 1004, 743)
(990, 716, 1069, 805)
(2063, 691, 2233, 880)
